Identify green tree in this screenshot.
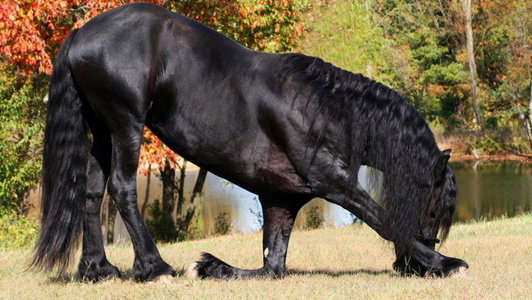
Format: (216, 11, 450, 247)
(298, 0, 396, 84)
(0, 70, 46, 211)
(375, 0, 469, 123)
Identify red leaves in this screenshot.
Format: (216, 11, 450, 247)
(0, 0, 69, 75)
(138, 127, 180, 175)
(0, 0, 163, 77)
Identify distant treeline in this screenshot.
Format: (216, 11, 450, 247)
(299, 0, 532, 155)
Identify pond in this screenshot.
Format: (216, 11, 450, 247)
(451, 161, 532, 222)
(108, 161, 531, 241)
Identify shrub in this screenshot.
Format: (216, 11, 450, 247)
(214, 212, 232, 236)
(146, 200, 178, 243)
(0, 208, 39, 249)
(305, 206, 324, 230)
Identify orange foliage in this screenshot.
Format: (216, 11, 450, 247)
(0, 0, 162, 76)
(171, 0, 305, 52)
(138, 127, 180, 176)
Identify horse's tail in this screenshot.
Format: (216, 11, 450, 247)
(32, 29, 89, 274)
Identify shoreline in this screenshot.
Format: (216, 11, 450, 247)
(450, 153, 532, 164)
(437, 136, 532, 164)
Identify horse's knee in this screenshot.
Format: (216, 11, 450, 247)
(107, 174, 133, 196)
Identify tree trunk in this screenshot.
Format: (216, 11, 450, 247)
(514, 103, 532, 147)
(153, 158, 208, 241)
(176, 168, 208, 239)
(174, 160, 187, 222)
(462, 0, 482, 135)
(160, 160, 177, 223)
(140, 164, 151, 219)
(529, 83, 532, 148)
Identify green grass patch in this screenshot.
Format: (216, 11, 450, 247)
(1, 214, 531, 299)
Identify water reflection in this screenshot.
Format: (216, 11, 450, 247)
(451, 162, 532, 222)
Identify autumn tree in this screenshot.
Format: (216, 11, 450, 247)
(0, 0, 161, 211)
(499, 0, 532, 148)
(0, 0, 68, 209)
(461, 0, 532, 152)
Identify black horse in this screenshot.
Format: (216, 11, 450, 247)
(32, 3, 468, 282)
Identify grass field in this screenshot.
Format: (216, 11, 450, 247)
(1, 214, 531, 299)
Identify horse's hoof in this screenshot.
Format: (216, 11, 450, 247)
(133, 260, 176, 282)
(440, 257, 469, 277)
(78, 260, 121, 283)
(182, 262, 199, 280)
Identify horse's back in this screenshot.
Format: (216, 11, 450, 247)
(68, 3, 250, 124)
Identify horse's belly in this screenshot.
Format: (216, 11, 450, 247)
(156, 125, 309, 195)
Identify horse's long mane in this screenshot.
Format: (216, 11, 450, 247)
(279, 54, 442, 256)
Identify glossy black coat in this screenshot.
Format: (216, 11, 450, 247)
(33, 3, 468, 281)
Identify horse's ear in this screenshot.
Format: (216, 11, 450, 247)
(434, 150, 451, 178)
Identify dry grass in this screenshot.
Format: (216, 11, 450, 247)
(1, 214, 531, 299)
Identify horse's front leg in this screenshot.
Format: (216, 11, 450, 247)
(326, 187, 468, 277)
(186, 195, 308, 279)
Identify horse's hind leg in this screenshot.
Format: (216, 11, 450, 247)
(106, 122, 176, 282)
(78, 130, 120, 282)
(188, 195, 309, 279)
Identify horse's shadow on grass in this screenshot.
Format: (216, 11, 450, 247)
(45, 270, 134, 284)
(287, 268, 396, 278)
(44, 273, 80, 284)
(43, 268, 395, 283)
